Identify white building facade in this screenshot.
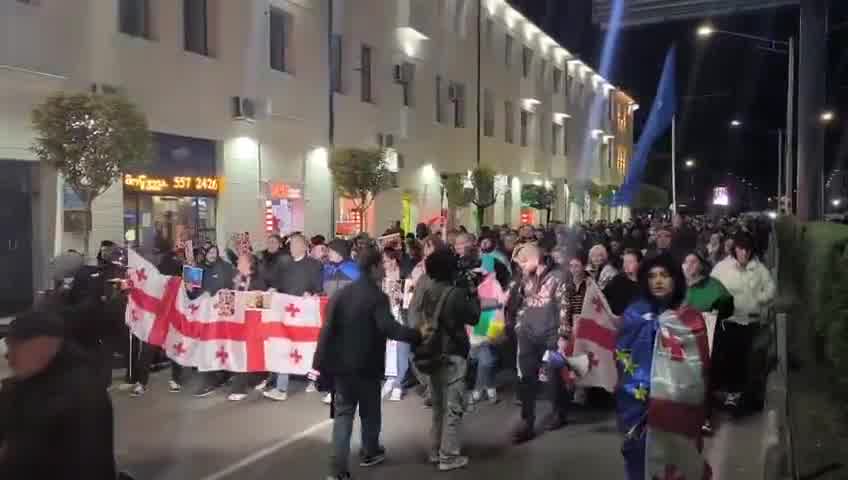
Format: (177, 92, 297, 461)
(0, 0, 634, 312)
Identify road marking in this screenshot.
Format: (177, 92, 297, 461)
(200, 418, 333, 480)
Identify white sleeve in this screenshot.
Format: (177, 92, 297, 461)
(756, 264, 776, 307)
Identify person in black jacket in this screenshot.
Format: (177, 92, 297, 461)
(313, 247, 421, 480)
(200, 246, 235, 296)
(228, 254, 270, 401)
(0, 310, 117, 479)
(603, 249, 642, 316)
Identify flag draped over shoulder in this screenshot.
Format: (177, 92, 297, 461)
(615, 300, 711, 480)
(565, 279, 620, 392)
(125, 250, 326, 375)
(614, 46, 677, 207)
(470, 254, 507, 345)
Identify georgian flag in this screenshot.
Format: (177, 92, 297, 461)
(565, 279, 621, 392)
(125, 250, 325, 375)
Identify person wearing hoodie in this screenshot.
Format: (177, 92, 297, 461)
(322, 239, 361, 298)
(710, 233, 775, 412)
(193, 246, 236, 397)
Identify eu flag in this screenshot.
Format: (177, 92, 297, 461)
(614, 46, 677, 206)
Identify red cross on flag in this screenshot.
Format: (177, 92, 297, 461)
(564, 279, 620, 392)
(125, 250, 326, 375)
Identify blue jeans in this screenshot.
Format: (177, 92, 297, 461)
(621, 436, 646, 480)
(330, 376, 382, 476)
(390, 342, 411, 389)
(274, 373, 289, 392)
(470, 343, 497, 391)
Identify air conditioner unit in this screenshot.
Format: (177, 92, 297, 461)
(448, 84, 459, 102)
(376, 133, 396, 148)
(90, 83, 120, 95)
(231, 96, 256, 121)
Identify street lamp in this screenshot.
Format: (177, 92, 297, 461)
(730, 119, 743, 128)
(833, 198, 842, 207)
(685, 159, 696, 168)
(821, 110, 836, 123)
(696, 24, 715, 37)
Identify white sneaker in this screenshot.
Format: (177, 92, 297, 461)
(130, 383, 146, 397)
(471, 390, 483, 404)
(168, 380, 182, 393)
(228, 393, 248, 401)
(322, 393, 332, 404)
(381, 381, 394, 399)
(438, 455, 469, 472)
(263, 389, 288, 401)
(254, 379, 269, 391)
(305, 381, 318, 393)
(389, 388, 403, 402)
(486, 388, 498, 404)
(117, 382, 136, 392)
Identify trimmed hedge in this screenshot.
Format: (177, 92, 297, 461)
(776, 217, 848, 401)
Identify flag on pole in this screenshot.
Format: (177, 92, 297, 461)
(565, 279, 620, 392)
(614, 46, 678, 206)
(125, 250, 325, 375)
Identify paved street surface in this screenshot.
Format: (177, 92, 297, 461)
(108, 372, 766, 480)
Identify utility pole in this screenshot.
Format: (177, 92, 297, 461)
(476, 0, 482, 167)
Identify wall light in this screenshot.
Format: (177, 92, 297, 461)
(233, 136, 258, 160)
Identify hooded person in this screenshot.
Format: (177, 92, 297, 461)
(322, 239, 361, 298)
(615, 253, 711, 480)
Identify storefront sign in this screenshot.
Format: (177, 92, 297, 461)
(123, 174, 220, 194)
(268, 182, 302, 200)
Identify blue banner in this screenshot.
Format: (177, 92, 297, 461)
(614, 46, 677, 206)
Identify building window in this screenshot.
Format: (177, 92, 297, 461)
(522, 46, 533, 78)
(505, 35, 513, 69)
(360, 44, 373, 103)
(566, 73, 574, 96)
(483, 89, 494, 137)
(617, 148, 627, 174)
(452, 82, 466, 128)
(551, 123, 562, 155)
(485, 17, 494, 49)
(553, 68, 563, 93)
(520, 110, 529, 147)
(119, 0, 150, 38)
(269, 7, 293, 73)
(435, 75, 444, 123)
(183, 0, 208, 55)
(563, 119, 569, 154)
(401, 62, 415, 107)
(539, 59, 547, 86)
(504, 100, 514, 144)
(331, 34, 343, 93)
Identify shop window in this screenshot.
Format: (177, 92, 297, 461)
(124, 193, 216, 254)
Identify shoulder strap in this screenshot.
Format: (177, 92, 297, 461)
(431, 286, 454, 329)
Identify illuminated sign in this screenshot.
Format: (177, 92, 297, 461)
(124, 174, 220, 194)
(713, 186, 730, 206)
(268, 182, 302, 200)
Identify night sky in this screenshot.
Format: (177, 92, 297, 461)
(510, 0, 848, 211)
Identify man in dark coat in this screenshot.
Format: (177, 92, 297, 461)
(313, 247, 421, 480)
(0, 310, 117, 479)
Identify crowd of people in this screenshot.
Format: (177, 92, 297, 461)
(0, 211, 777, 480)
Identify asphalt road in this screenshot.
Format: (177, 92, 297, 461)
(109, 372, 766, 480)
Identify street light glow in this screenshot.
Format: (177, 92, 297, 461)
(833, 198, 842, 207)
(821, 111, 835, 123)
(685, 159, 695, 168)
(730, 119, 742, 127)
(696, 25, 715, 37)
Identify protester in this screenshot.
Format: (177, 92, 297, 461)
(322, 239, 360, 298)
(564, 252, 591, 405)
(644, 226, 674, 261)
(194, 245, 236, 397)
(0, 310, 117, 478)
(588, 244, 618, 290)
(603, 248, 642, 316)
(510, 245, 571, 444)
(313, 247, 422, 480)
(710, 233, 776, 412)
(682, 251, 735, 434)
(615, 253, 710, 480)
(228, 254, 271, 401)
(703, 232, 724, 267)
(381, 246, 410, 402)
(414, 249, 481, 471)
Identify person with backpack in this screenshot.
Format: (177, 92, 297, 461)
(312, 247, 422, 480)
(412, 249, 481, 471)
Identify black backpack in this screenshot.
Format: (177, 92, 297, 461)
(412, 286, 454, 374)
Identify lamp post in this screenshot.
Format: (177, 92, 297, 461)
(697, 24, 795, 214)
(684, 159, 695, 204)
